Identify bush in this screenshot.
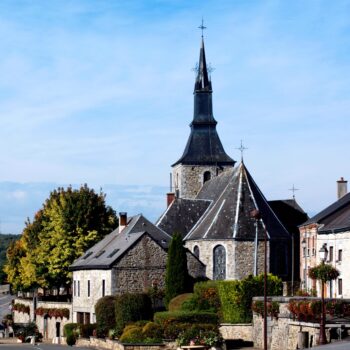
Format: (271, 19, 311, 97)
(119, 325, 144, 343)
(142, 322, 163, 340)
(168, 293, 193, 312)
(79, 323, 96, 338)
(115, 293, 153, 336)
(95, 295, 116, 337)
(63, 323, 79, 337)
(66, 333, 76, 346)
(182, 281, 220, 313)
(177, 324, 222, 346)
(217, 273, 283, 323)
(154, 311, 218, 326)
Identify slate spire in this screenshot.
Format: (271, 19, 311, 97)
(172, 38, 235, 166)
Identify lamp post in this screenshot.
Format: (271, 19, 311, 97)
(319, 244, 328, 345)
(301, 238, 307, 291)
(251, 209, 267, 350)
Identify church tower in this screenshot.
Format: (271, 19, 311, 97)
(172, 38, 235, 199)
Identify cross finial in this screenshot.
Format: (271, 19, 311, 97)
(289, 184, 299, 200)
(236, 140, 248, 161)
(198, 18, 207, 38)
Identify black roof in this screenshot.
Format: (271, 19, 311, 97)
(185, 163, 291, 241)
(302, 192, 350, 227)
(172, 39, 235, 167)
(70, 214, 171, 271)
(156, 198, 211, 238)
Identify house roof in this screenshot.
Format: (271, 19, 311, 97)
(156, 198, 211, 238)
(70, 214, 171, 271)
(185, 163, 291, 241)
(302, 192, 350, 228)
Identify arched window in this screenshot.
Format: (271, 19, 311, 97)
(213, 245, 226, 280)
(193, 246, 200, 259)
(203, 171, 211, 184)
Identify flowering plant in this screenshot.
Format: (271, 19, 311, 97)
(308, 264, 339, 282)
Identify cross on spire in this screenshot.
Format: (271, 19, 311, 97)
(236, 140, 248, 161)
(289, 184, 299, 200)
(198, 18, 207, 38)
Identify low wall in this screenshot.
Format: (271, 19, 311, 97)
(219, 324, 252, 342)
(77, 337, 169, 350)
(252, 296, 350, 350)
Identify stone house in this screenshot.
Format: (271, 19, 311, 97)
(299, 178, 349, 297)
(69, 213, 205, 324)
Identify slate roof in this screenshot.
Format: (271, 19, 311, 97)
(185, 163, 291, 241)
(156, 198, 211, 238)
(70, 214, 171, 271)
(172, 39, 235, 167)
(302, 192, 350, 229)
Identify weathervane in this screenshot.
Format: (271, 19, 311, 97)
(289, 184, 299, 200)
(198, 18, 207, 38)
(236, 140, 248, 161)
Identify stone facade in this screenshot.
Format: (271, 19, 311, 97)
(186, 251, 206, 279)
(219, 323, 253, 342)
(173, 164, 231, 199)
(185, 240, 269, 280)
(114, 234, 168, 294)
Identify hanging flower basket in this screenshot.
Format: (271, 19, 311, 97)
(308, 264, 339, 282)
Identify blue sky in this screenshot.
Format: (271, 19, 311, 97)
(1, 0, 350, 234)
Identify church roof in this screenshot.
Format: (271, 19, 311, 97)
(184, 163, 291, 241)
(70, 214, 171, 271)
(156, 198, 211, 238)
(172, 38, 235, 167)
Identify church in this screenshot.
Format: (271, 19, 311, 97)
(69, 35, 307, 324)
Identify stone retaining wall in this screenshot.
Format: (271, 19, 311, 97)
(219, 324, 252, 342)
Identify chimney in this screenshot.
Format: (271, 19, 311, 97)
(166, 193, 175, 207)
(119, 212, 127, 233)
(337, 177, 348, 199)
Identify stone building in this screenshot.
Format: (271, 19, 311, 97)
(69, 213, 205, 324)
(157, 37, 307, 283)
(299, 178, 350, 297)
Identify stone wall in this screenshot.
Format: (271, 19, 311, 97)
(220, 324, 252, 342)
(186, 251, 206, 278)
(173, 164, 232, 199)
(114, 234, 168, 294)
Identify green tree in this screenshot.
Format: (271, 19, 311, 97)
(164, 233, 190, 306)
(0, 233, 19, 284)
(4, 185, 118, 291)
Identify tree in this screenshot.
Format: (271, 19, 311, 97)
(164, 233, 190, 306)
(4, 185, 118, 291)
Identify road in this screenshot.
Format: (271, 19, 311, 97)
(313, 340, 350, 349)
(0, 344, 91, 349)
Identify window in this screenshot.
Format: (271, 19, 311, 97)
(102, 279, 105, 297)
(329, 246, 334, 262)
(73, 280, 76, 297)
(87, 280, 90, 297)
(338, 278, 343, 295)
(213, 245, 226, 280)
(203, 171, 211, 184)
(78, 281, 80, 297)
(338, 249, 342, 262)
(193, 246, 200, 259)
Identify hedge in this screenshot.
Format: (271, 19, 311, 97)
(154, 311, 218, 325)
(95, 295, 116, 337)
(115, 293, 153, 336)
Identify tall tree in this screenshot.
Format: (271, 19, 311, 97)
(164, 232, 190, 306)
(4, 185, 118, 291)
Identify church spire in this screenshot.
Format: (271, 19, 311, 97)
(194, 38, 212, 92)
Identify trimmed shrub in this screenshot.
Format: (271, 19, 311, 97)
(115, 293, 153, 336)
(154, 311, 218, 326)
(119, 325, 144, 343)
(182, 281, 220, 312)
(63, 323, 79, 337)
(142, 322, 163, 340)
(168, 293, 193, 312)
(95, 295, 116, 337)
(66, 333, 76, 346)
(217, 273, 283, 323)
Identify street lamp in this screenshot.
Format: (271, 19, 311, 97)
(250, 209, 267, 350)
(319, 244, 328, 345)
(301, 238, 307, 290)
